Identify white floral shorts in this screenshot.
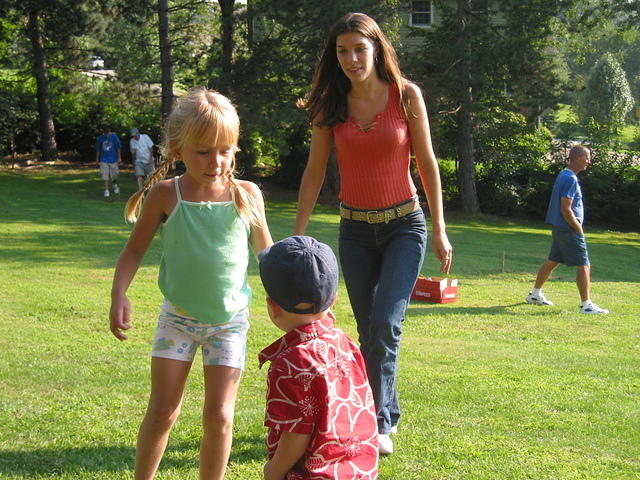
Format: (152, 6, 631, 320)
(151, 302, 249, 370)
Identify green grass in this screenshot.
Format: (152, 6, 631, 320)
(1, 166, 639, 479)
(618, 123, 640, 146)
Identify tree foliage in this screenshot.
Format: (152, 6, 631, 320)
(578, 53, 634, 145)
(228, 0, 402, 179)
(402, 0, 583, 214)
(1, 0, 638, 229)
(1, 0, 112, 160)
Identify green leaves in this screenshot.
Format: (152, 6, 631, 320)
(578, 53, 634, 145)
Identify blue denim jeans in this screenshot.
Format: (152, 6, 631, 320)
(339, 209, 427, 434)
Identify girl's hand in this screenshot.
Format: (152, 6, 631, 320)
(432, 231, 453, 274)
(109, 294, 132, 341)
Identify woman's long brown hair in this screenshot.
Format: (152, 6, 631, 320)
(299, 12, 410, 127)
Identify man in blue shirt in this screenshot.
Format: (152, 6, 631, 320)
(95, 126, 121, 198)
(526, 145, 609, 314)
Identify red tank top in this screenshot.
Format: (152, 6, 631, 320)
(333, 83, 416, 210)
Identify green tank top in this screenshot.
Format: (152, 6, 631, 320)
(158, 176, 252, 324)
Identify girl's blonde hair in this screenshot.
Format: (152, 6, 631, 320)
(124, 87, 264, 228)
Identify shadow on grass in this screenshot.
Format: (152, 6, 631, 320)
(0, 433, 264, 476)
(1, 170, 139, 269)
(409, 302, 527, 316)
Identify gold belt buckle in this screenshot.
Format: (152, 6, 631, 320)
(366, 210, 378, 224)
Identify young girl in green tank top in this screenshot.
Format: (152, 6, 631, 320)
(109, 87, 272, 480)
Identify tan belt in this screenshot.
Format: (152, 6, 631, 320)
(339, 197, 419, 224)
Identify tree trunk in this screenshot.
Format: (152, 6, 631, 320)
(28, 8, 57, 162)
(321, 149, 340, 200)
(158, 0, 173, 123)
(246, 0, 254, 51)
(456, 0, 481, 214)
(218, 0, 235, 94)
(11, 135, 17, 169)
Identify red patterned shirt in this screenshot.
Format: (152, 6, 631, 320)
(259, 312, 379, 479)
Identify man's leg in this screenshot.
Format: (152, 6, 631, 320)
(577, 263, 608, 313)
(526, 259, 559, 305)
(534, 259, 560, 289)
(576, 265, 590, 302)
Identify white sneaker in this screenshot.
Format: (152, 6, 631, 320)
(103, 189, 110, 198)
(526, 292, 554, 306)
(113, 184, 120, 195)
(580, 303, 609, 314)
(390, 425, 398, 435)
(378, 434, 393, 455)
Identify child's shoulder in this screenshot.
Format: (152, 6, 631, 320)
(234, 179, 263, 199)
(150, 177, 175, 192)
(146, 178, 176, 206)
(235, 178, 261, 192)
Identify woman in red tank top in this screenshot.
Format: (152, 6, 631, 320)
(294, 12, 453, 456)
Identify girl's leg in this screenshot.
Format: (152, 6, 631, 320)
(199, 365, 243, 480)
(135, 357, 192, 480)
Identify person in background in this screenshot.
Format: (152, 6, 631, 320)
(526, 145, 609, 314)
(95, 125, 121, 198)
(130, 128, 155, 190)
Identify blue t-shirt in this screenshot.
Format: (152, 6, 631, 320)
(96, 133, 121, 163)
(545, 168, 584, 227)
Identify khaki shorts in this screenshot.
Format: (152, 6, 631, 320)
(134, 161, 155, 178)
(99, 162, 119, 181)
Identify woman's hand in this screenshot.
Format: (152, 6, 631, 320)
(432, 231, 453, 274)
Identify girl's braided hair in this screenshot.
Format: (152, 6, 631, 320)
(124, 87, 263, 228)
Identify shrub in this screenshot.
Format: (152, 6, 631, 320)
(437, 158, 460, 209)
(52, 73, 161, 162)
(0, 72, 38, 157)
(474, 108, 554, 218)
(580, 147, 640, 230)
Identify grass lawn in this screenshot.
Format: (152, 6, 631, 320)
(1, 166, 639, 479)
(618, 123, 639, 146)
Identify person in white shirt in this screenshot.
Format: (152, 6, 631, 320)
(130, 128, 155, 190)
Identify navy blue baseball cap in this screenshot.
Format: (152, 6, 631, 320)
(259, 236, 338, 314)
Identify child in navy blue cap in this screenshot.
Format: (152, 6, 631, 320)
(258, 236, 379, 480)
